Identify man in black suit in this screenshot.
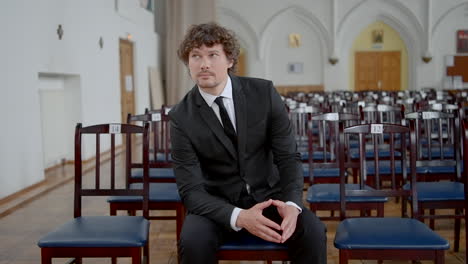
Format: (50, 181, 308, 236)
(169, 22, 326, 264)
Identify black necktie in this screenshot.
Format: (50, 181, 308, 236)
(214, 96, 237, 147)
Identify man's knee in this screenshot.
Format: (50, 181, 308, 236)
(179, 214, 221, 263)
(297, 209, 327, 245)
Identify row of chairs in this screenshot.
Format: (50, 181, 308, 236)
(35, 88, 468, 263)
(289, 89, 466, 262)
(37, 106, 291, 263)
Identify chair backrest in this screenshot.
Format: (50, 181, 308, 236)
(405, 111, 461, 181)
(74, 123, 150, 218)
(308, 113, 360, 183)
(360, 104, 404, 124)
(291, 103, 327, 150)
(338, 123, 417, 220)
(145, 106, 172, 164)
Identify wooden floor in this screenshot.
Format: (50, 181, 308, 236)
(0, 154, 465, 264)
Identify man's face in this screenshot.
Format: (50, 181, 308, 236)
(188, 44, 233, 95)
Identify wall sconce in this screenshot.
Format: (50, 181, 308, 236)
(422, 51, 432, 63)
(126, 33, 133, 41)
(422, 56, 432, 63)
(329, 57, 339, 65)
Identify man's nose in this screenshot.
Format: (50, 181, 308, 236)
(200, 57, 210, 70)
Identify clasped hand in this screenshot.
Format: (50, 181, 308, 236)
(235, 199, 299, 243)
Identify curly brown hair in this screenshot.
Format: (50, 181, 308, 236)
(177, 22, 240, 74)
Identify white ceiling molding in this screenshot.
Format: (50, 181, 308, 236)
(432, 1, 468, 36)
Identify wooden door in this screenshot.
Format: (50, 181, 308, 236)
(237, 48, 246, 76)
(119, 39, 135, 123)
(355, 51, 401, 91)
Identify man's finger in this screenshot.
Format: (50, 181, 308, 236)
(255, 199, 273, 209)
(256, 225, 282, 243)
(258, 214, 281, 231)
(271, 199, 285, 207)
(281, 221, 295, 242)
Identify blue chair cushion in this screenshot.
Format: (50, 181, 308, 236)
(37, 216, 149, 247)
(300, 151, 333, 161)
(349, 148, 401, 159)
(108, 183, 180, 203)
(306, 184, 388, 203)
(220, 231, 287, 251)
(131, 168, 175, 180)
(149, 152, 172, 162)
(402, 182, 465, 201)
(334, 217, 449, 250)
(420, 147, 454, 159)
(366, 161, 428, 175)
(303, 164, 341, 178)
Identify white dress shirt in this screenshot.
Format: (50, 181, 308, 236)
(198, 76, 301, 231)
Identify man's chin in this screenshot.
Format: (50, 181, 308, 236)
(196, 81, 217, 90)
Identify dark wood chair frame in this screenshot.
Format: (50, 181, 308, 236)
(336, 122, 447, 264)
(110, 112, 185, 241)
(403, 110, 465, 252)
(307, 113, 385, 220)
(40, 123, 151, 264)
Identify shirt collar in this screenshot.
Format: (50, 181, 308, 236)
(198, 76, 233, 107)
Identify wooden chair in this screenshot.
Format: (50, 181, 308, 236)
(461, 119, 468, 261)
(126, 112, 175, 184)
(144, 106, 173, 168)
(401, 110, 464, 252)
(217, 231, 289, 264)
(306, 113, 387, 221)
(289, 103, 327, 161)
(109, 113, 185, 241)
(38, 123, 151, 264)
(334, 122, 449, 263)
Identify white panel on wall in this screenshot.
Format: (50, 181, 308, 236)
(38, 74, 82, 168)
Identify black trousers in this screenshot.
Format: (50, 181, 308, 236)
(178, 194, 327, 264)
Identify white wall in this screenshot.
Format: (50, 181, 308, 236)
(0, 0, 158, 199)
(217, 0, 468, 91)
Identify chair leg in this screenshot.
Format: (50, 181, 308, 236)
(435, 250, 445, 264)
(401, 197, 407, 217)
(429, 209, 435, 229)
(144, 243, 150, 264)
(339, 250, 348, 264)
(454, 209, 461, 252)
(40, 253, 52, 264)
(112, 257, 117, 264)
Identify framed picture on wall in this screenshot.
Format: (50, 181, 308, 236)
(372, 29, 384, 44)
(456, 30, 468, 53)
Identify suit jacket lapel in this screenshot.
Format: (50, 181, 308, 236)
(231, 75, 247, 173)
(193, 86, 237, 159)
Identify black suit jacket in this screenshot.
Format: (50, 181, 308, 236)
(169, 75, 303, 229)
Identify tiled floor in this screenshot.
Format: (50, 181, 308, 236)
(0, 157, 465, 264)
